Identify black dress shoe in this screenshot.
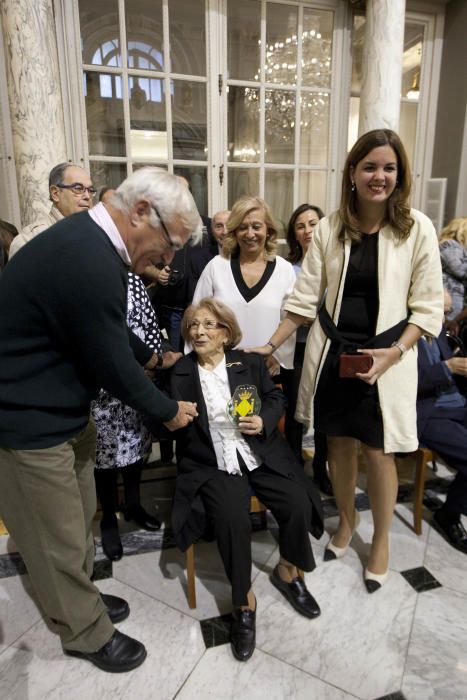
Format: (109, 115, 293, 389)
(231, 607, 256, 662)
(65, 629, 147, 672)
(123, 504, 161, 531)
(270, 565, 321, 619)
(432, 510, 467, 554)
(100, 525, 123, 561)
(101, 593, 130, 623)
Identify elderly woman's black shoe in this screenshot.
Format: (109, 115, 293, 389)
(270, 565, 320, 618)
(231, 606, 256, 661)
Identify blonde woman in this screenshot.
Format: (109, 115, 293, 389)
(439, 218, 467, 320)
(192, 196, 296, 377)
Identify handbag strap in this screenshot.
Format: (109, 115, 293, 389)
(318, 305, 408, 355)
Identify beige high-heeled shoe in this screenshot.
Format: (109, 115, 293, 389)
(324, 511, 360, 561)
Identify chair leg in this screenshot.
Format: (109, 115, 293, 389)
(413, 449, 430, 535)
(186, 544, 197, 609)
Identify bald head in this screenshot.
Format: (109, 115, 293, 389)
(212, 210, 231, 247)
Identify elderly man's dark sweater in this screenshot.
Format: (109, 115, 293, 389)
(0, 212, 178, 449)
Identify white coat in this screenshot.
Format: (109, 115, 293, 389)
(284, 209, 444, 453)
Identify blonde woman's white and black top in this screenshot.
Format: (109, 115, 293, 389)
(192, 254, 297, 368)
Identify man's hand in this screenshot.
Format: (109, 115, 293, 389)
(238, 415, 264, 436)
(164, 401, 198, 431)
(161, 351, 183, 369)
(144, 352, 159, 371)
(445, 356, 467, 377)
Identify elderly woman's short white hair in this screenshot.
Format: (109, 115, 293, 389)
(111, 167, 202, 244)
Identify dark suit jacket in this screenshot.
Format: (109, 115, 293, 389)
(417, 331, 465, 435)
(170, 350, 324, 550)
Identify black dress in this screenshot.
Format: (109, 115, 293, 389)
(314, 233, 384, 448)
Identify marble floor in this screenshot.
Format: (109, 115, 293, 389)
(0, 457, 466, 700)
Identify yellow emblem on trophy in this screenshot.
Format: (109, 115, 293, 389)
(227, 384, 261, 425)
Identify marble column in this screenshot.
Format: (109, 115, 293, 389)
(358, 0, 406, 135)
(1, 0, 67, 226)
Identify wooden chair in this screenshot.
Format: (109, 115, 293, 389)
(411, 446, 436, 535)
(185, 494, 268, 609)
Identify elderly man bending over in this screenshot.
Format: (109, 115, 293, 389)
(0, 168, 201, 673)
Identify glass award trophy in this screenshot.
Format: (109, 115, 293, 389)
(227, 384, 261, 426)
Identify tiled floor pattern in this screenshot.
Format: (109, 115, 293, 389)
(1, 459, 466, 699)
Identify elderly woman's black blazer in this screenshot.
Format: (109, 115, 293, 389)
(170, 350, 323, 551)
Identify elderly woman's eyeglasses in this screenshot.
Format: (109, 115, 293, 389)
(151, 205, 183, 251)
(188, 319, 225, 331)
(57, 183, 97, 197)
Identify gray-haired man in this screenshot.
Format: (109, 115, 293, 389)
(0, 168, 201, 673)
(9, 162, 95, 258)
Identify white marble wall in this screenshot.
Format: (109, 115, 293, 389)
(1, 0, 67, 227)
(359, 0, 406, 135)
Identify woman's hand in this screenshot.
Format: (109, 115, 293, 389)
(444, 319, 460, 336)
(265, 355, 280, 377)
(143, 264, 171, 286)
(243, 344, 273, 356)
(238, 415, 264, 436)
(355, 347, 401, 385)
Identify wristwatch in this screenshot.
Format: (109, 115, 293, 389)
(391, 340, 408, 358)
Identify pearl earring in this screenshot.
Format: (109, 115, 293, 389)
(351, 182, 356, 192)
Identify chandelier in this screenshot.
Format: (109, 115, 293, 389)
(244, 25, 332, 149)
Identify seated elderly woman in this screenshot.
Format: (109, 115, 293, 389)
(170, 298, 323, 662)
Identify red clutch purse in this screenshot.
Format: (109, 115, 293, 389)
(339, 353, 373, 378)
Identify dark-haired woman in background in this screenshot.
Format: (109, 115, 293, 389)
(282, 204, 332, 496)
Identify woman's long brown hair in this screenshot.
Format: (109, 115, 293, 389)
(338, 129, 414, 243)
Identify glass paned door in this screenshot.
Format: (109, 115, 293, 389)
(226, 0, 335, 228)
(78, 0, 208, 214)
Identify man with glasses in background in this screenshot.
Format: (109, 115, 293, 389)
(0, 168, 201, 673)
(9, 162, 96, 258)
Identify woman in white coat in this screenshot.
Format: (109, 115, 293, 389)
(191, 196, 296, 377)
(250, 129, 443, 592)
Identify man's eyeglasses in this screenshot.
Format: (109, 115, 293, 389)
(187, 319, 225, 331)
(151, 205, 183, 251)
(57, 183, 97, 197)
